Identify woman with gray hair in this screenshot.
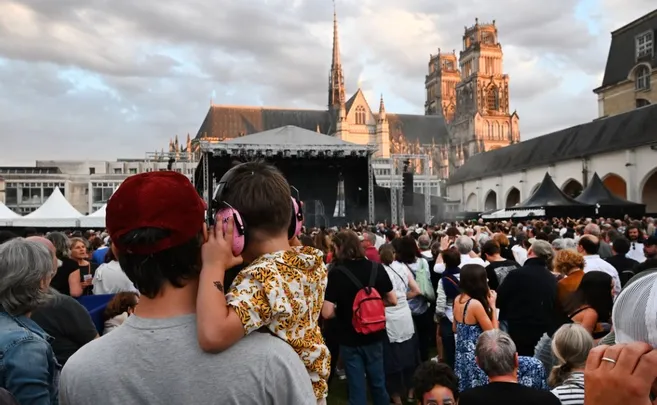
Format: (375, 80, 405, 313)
(47, 232, 83, 297)
(549, 324, 592, 404)
(0, 238, 60, 405)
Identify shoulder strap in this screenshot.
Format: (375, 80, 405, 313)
(368, 261, 378, 287)
(387, 265, 407, 285)
(443, 274, 459, 288)
(336, 266, 364, 290)
(463, 298, 473, 318)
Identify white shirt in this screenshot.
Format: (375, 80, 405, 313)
(374, 234, 386, 250)
(583, 255, 622, 296)
(92, 260, 138, 295)
(383, 263, 415, 343)
(626, 241, 646, 263)
(511, 245, 528, 266)
(434, 254, 487, 274)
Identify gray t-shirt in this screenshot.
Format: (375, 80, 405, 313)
(59, 314, 315, 405)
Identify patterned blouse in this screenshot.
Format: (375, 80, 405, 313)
(226, 246, 330, 400)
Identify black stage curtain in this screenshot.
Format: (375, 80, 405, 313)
(205, 155, 369, 226)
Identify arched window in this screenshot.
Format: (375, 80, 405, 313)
(636, 65, 651, 91)
(487, 121, 492, 139)
(637, 98, 651, 108)
(355, 106, 366, 125)
(487, 87, 499, 111)
(493, 122, 500, 139)
(502, 122, 510, 140)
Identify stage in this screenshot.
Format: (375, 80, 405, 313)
(195, 126, 377, 226)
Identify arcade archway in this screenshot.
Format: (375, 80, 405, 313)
(562, 179, 583, 198)
(505, 187, 520, 207)
(602, 173, 627, 199)
(484, 190, 497, 211)
(642, 170, 657, 212)
(466, 193, 477, 211)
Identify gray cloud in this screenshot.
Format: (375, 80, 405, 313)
(0, 0, 653, 164)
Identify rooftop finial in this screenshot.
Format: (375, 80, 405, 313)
(475, 17, 479, 25)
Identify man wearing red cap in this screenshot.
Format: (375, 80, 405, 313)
(59, 171, 315, 405)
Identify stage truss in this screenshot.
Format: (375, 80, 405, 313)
(389, 154, 432, 225)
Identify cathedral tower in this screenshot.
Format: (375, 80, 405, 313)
(425, 49, 460, 122)
(449, 19, 520, 167)
(328, 5, 346, 110)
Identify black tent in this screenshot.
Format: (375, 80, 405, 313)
(575, 173, 646, 217)
(513, 173, 595, 218)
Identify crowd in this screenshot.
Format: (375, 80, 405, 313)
(0, 161, 657, 405)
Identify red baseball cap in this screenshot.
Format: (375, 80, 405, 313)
(106, 171, 206, 254)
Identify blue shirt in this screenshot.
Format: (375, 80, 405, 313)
(0, 311, 59, 405)
(91, 247, 109, 265)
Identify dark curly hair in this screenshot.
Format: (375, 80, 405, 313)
(413, 361, 459, 403)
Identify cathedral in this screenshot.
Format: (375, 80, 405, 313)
(191, 11, 520, 179)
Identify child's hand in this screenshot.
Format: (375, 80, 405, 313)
(202, 216, 243, 271)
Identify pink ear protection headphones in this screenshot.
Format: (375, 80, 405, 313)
(211, 164, 304, 257)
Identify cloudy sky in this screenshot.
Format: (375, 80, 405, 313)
(0, 0, 654, 165)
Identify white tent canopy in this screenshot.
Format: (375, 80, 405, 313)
(79, 204, 106, 228)
(0, 202, 20, 226)
(13, 187, 82, 227)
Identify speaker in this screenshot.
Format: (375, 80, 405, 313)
(403, 172, 414, 206)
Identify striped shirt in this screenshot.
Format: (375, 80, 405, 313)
(551, 371, 585, 405)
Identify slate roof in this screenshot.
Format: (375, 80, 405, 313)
(597, 9, 657, 91)
(196, 106, 332, 140)
(195, 105, 450, 146)
(448, 103, 657, 184)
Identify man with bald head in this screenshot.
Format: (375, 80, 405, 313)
(584, 223, 612, 259)
(577, 235, 621, 296)
(30, 237, 99, 365)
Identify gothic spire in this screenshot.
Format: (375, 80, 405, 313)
(328, 1, 346, 109)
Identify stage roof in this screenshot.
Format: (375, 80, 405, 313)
(199, 125, 377, 156)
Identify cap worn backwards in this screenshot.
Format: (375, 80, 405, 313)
(106, 172, 206, 255)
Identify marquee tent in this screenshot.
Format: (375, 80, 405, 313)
(79, 204, 106, 228)
(511, 173, 595, 218)
(0, 202, 20, 226)
(13, 187, 83, 228)
(575, 173, 646, 217)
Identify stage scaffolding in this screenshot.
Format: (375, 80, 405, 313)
(389, 154, 432, 225)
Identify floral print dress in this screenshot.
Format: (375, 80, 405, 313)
(454, 298, 549, 392)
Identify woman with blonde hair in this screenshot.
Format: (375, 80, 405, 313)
(549, 324, 593, 404)
(553, 249, 586, 310)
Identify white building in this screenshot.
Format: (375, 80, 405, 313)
(446, 104, 657, 213)
(0, 156, 198, 215)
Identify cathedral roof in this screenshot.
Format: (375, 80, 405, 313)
(196, 105, 333, 140)
(448, 103, 657, 184)
(596, 8, 657, 91)
(384, 114, 450, 145)
(195, 105, 450, 146)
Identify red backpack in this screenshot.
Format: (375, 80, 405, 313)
(338, 262, 386, 334)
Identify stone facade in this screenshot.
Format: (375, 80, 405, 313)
(594, 9, 656, 117)
(597, 69, 657, 117)
(425, 19, 520, 170)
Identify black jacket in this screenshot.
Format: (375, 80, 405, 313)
(496, 258, 557, 330)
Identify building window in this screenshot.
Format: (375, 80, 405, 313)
(355, 106, 366, 125)
(636, 32, 654, 59)
(89, 167, 95, 175)
(637, 98, 651, 108)
(636, 65, 651, 90)
(114, 168, 122, 174)
(129, 168, 137, 174)
(487, 87, 499, 111)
